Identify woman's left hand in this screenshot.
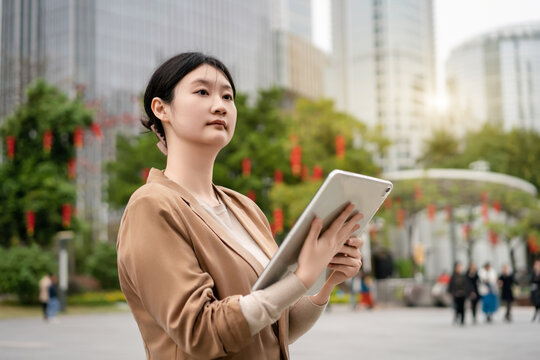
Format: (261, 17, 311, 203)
(310, 236, 363, 306)
(326, 236, 363, 287)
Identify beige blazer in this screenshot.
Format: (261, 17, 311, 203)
(117, 168, 289, 360)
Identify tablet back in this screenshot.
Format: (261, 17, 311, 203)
(252, 169, 392, 295)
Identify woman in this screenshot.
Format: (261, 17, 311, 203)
(498, 264, 517, 322)
(116, 53, 364, 359)
(447, 262, 471, 325)
(466, 263, 480, 323)
(478, 262, 499, 323)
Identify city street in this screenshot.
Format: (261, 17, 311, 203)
(0, 305, 538, 359)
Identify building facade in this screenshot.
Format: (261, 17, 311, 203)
(327, 0, 436, 171)
(446, 22, 540, 136)
(0, 0, 280, 240)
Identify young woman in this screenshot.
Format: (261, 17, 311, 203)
(116, 52, 364, 360)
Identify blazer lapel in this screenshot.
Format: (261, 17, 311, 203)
(148, 169, 268, 277)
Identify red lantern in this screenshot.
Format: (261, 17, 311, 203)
(26, 210, 35, 236)
(74, 127, 84, 148)
(528, 234, 539, 254)
(242, 157, 251, 177)
(273, 208, 284, 234)
(384, 197, 392, 210)
(493, 200, 501, 213)
(489, 230, 498, 245)
(312, 166, 323, 180)
(68, 158, 76, 179)
(414, 186, 422, 201)
(43, 130, 53, 153)
(482, 203, 489, 223)
(445, 205, 452, 222)
(427, 203, 436, 221)
(463, 224, 471, 238)
(274, 170, 283, 184)
(301, 165, 309, 181)
(335, 135, 345, 159)
(246, 190, 256, 202)
(6, 135, 15, 159)
(481, 191, 489, 203)
(290, 145, 302, 176)
(91, 123, 103, 140)
(397, 208, 405, 228)
(141, 167, 150, 182)
(62, 204, 72, 228)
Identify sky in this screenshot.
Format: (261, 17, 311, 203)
(312, 0, 540, 95)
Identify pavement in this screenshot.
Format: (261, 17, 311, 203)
(0, 305, 538, 359)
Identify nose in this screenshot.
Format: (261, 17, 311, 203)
(211, 95, 227, 115)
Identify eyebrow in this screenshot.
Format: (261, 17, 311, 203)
(191, 78, 232, 91)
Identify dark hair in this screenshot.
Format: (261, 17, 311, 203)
(142, 52, 236, 142)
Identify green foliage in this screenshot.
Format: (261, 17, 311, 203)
(418, 128, 460, 168)
(0, 245, 55, 304)
(85, 242, 119, 290)
(394, 258, 414, 278)
(0, 80, 93, 247)
(106, 132, 166, 209)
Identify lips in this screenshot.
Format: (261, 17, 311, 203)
(207, 119, 227, 128)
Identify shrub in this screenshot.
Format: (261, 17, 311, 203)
(395, 258, 414, 278)
(85, 242, 119, 290)
(68, 290, 125, 305)
(0, 245, 55, 304)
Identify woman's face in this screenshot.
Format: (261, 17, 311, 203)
(162, 64, 237, 149)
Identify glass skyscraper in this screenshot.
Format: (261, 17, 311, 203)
(328, 0, 435, 171)
(446, 22, 540, 136)
(1, 0, 277, 240)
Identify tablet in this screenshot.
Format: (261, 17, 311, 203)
(252, 169, 393, 295)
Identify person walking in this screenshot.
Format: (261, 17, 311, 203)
(447, 262, 471, 325)
(478, 262, 499, 323)
(531, 259, 540, 322)
(47, 275, 60, 323)
(38, 272, 52, 321)
(498, 264, 517, 322)
(466, 263, 480, 324)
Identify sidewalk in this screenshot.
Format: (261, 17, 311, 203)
(0, 305, 537, 359)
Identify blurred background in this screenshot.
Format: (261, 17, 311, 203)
(0, 0, 540, 332)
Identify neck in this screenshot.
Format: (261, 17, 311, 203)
(164, 141, 220, 205)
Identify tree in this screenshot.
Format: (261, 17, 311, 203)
(105, 132, 166, 209)
(0, 80, 93, 247)
(418, 128, 460, 168)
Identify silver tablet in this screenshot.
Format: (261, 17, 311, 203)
(252, 169, 393, 295)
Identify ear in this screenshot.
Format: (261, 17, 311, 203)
(151, 97, 170, 123)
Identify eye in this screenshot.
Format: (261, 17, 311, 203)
(196, 89, 209, 96)
(223, 94, 233, 101)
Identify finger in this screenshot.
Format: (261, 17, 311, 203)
(329, 254, 361, 267)
(328, 264, 361, 277)
(307, 217, 323, 242)
(328, 203, 356, 233)
(337, 212, 364, 239)
(336, 245, 361, 258)
(346, 236, 363, 249)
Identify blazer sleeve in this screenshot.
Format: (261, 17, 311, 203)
(117, 194, 252, 358)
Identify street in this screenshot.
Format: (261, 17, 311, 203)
(0, 305, 538, 359)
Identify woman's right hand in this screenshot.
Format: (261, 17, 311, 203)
(294, 203, 364, 289)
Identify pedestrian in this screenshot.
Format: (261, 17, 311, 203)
(47, 275, 60, 323)
(38, 272, 52, 321)
(466, 262, 480, 323)
(447, 262, 471, 325)
(531, 259, 540, 322)
(431, 270, 451, 307)
(478, 262, 499, 323)
(498, 264, 517, 322)
(359, 273, 375, 310)
(116, 52, 365, 359)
